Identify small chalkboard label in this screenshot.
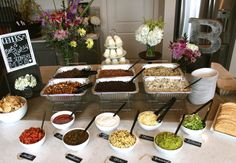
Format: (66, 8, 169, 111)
(54, 133, 63, 140)
(65, 153, 82, 163)
(184, 138, 202, 147)
(152, 156, 171, 163)
(0, 30, 36, 73)
(139, 134, 154, 142)
(98, 133, 109, 140)
(19, 152, 36, 161)
(109, 156, 128, 163)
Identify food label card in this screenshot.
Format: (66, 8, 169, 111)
(139, 134, 154, 142)
(109, 156, 128, 163)
(152, 156, 171, 163)
(98, 133, 109, 140)
(54, 133, 63, 140)
(19, 152, 36, 161)
(184, 138, 202, 147)
(65, 153, 82, 163)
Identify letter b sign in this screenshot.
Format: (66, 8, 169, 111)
(189, 18, 222, 54)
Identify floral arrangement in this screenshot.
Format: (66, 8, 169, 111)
(169, 34, 201, 63)
(135, 18, 164, 57)
(15, 74, 37, 91)
(40, 0, 96, 65)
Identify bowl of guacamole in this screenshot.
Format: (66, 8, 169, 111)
(154, 132, 183, 155)
(181, 114, 206, 135)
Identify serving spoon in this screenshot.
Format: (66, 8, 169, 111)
(73, 82, 93, 94)
(130, 110, 140, 136)
(129, 68, 145, 83)
(174, 114, 186, 136)
(184, 78, 202, 89)
(83, 116, 96, 133)
(113, 102, 127, 117)
(41, 111, 46, 130)
(128, 59, 141, 70)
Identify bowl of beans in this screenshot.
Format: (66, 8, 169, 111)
(63, 128, 90, 151)
(51, 111, 75, 130)
(108, 130, 137, 153)
(19, 127, 46, 149)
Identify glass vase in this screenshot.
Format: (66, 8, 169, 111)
(56, 48, 79, 66)
(146, 45, 155, 58)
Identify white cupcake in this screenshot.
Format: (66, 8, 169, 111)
(104, 49, 110, 58)
(110, 49, 117, 58)
(105, 36, 112, 47)
(114, 35, 123, 47)
(119, 57, 126, 64)
(105, 58, 111, 64)
(108, 38, 116, 48)
(112, 59, 119, 64)
(116, 48, 124, 56)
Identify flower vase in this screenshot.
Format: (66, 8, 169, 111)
(146, 45, 155, 58)
(56, 48, 79, 66)
(22, 87, 33, 99)
(138, 45, 161, 60)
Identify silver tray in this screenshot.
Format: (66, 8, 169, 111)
(40, 78, 89, 102)
(142, 63, 183, 77)
(92, 77, 139, 100)
(53, 65, 91, 78)
(97, 64, 135, 78)
(144, 76, 191, 100)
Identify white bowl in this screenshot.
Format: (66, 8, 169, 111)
(63, 128, 89, 151)
(95, 112, 120, 133)
(19, 131, 46, 149)
(138, 120, 162, 131)
(0, 97, 27, 123)
(51, 111, 75, 130)
(181, 125, 206, 136)
(154, 132, 183, 155)
(109, 134, 138, 154)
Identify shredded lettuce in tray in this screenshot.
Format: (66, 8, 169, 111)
(182, 113, 204, 130)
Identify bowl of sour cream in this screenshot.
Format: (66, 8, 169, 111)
(95, 112, 120, 133)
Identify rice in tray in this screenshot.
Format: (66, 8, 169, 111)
(143, 67, 181, 76)
(146, 78, 190, 92)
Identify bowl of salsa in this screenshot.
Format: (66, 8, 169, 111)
(51, 111, 75, 130)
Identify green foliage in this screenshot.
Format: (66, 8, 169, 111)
(144, 17, 164, 30)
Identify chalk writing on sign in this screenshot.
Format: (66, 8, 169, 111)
(0, 30, 36, 73)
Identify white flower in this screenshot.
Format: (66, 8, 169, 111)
(90, 16, 101, 26)
(135, 25, 163, 46)
(187, 43, 199, 51)
(147, 27, 163, 46)
(14, 74, 37, 91)
(135, 24, 150, 45)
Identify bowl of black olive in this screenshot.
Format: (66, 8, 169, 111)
(63, 128, 89, 151)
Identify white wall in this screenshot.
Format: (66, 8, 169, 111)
(229, 40, 236, 76)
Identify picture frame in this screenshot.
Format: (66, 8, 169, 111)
(0, 30, 37, 73)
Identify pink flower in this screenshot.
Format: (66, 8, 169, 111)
(53, 30, 68, 41)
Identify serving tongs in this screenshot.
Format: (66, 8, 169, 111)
(155, 97, 177, 123)
(73, 82, 93, 94)
(81, 68, 97, 76)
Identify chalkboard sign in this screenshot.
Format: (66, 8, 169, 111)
(0, 30, 36, 73)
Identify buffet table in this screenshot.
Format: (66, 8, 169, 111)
(1, 65, 236, 163)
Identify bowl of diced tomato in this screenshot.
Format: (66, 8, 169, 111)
(19, 127, 46, 149)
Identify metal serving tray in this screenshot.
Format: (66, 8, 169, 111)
(40, 78, 89, 102)
(92, 77, 139, 100)
(53, 65, 91, 78)
(97, 64, 135, 78)
(144, 76, 191, 100)
(142, 63, 183, 77)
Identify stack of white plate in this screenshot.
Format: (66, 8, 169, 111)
(188, 68, 218, 105)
